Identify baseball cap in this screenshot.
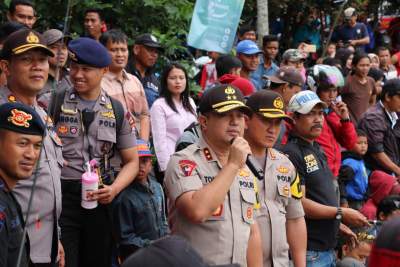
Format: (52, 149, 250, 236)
(42, 29, 72, 46)
(282, 49, 305, 62)
(1, 29, 55, 59)
(121, 235, 239, 267)
(68, 37, 111, 68)
(288, 90, 327, 114)
(0, 102, 45, 136)
(136, 139, 153, 157)
(236, 40, 262, 55)
(267, 66, 304, 87)
(135, 33, 164, 52)
(247, 90, 291, 120)
(199, 84, 251, 115)
(344, 7, 356, 20)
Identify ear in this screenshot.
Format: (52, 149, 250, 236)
(101, 67, 108, 75)
(6, 12, 12, 21)
(198, 114, 207, 130)
(133, 45, 140, 56)
(0, 60, 11, 77)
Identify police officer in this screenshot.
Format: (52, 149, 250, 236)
(0, 29, 65, 267)
(53, 37, 138, 267)
(244, 90, 306, 267)
(0, 102, 46, 267)
(164, 84, 262, 267)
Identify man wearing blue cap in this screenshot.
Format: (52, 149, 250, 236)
(113, 139, 168, 262)
(51, 37, 139, 267)
(0, 102, 46, 267)
(0, 28, 65, 267)
(236, 40, 262, 90)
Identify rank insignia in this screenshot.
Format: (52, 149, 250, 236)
(179, 160, 197, 176)
(7, 95, 16, 103)
(8, 109, 32, 128)
(101, 111, 115, 119)
(57, 125, 68, 134)
(203, 148, 213, 161)
(246, 207, 253, 220)
(212, 204, 223, 217)
(277, 166, 289, 174)
(105, 103, 113, 110)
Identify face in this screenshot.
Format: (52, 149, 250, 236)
(0, 130, 42, 180)
(354, 57, 371, 77)
(2, 50, 49, 95)
(327, 44, 336, 56)
(48, 41, 68, 68)
(167, 67, 186, 97)
(263, 41, 279, 60)
(238, 53, 260, 72)
(370, 57, 380, 69)
(346, 54, 354, 69)
(240, 31, 257, 42)
(246, 114, 282, 148)
(106, 40, 129, 71)
(84, 12, 102, 38)
(137, 157, 153, 182)
(8, 4, 36, 28)
(293, 105, 324, 140)
(352, 136, 368, 155)
(134, 45, 159, 69)
(375, 78, 383, 94)
(70, 62, 107, 95)
(318, 87, 338, 105)
(200, 110, 246, 145)
(347, 242, 372, 265)
(378, 49, 391, 67)
(385, 94, 400, 113)
(281, 84, 302, 105)
(285, 60, 304, 71)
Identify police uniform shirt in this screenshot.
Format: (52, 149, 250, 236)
(0, 86, 63, 263)
(0, 179, 29, 267)
(164, 137, 257, 267)
(282, 134, 339, 251)
(254, 148, 304, 267)
(56, 88, 136, 180)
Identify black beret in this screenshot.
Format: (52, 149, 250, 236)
(68, 37, 111, 68)
(0, 103, 45, 136)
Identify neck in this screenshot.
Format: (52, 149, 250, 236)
(203, 133, 230, 164)
(135, 62, 146, 78)
(109, 68, 124, 80)
(383, 101, 394, 112)
(240, 68, 250, 79)
(8, 84, 37, 106)
(263, 57, 272, 67)
(0, 169, 16, 190)
(78, 86, 101, 101)
(172, 94, 181, 103)
(355, 73, 366, 80)
(245, 135, 267, 157)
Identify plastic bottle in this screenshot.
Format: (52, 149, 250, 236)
(81, 161, 99, 209)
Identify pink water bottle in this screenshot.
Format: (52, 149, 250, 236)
(81, 160, 99, 209)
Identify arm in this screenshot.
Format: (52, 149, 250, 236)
(139, 115, 150, 141)
(351, 36, 370, 46)
(174, 137, 250, 223)
(247, 222, 263, 267)
(371, 152, 400, 177)
(286, 217, 307, 267)
(150, 102, 169, 171)
(327, 104, 357, 150)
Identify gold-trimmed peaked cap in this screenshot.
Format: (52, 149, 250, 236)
(199, 84, 251, 115)
(246, 90, 291, 121)
(0, 29, 55, 59)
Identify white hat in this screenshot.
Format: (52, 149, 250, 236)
(288, 91, 327, 114)
(344, 7, 356, 19)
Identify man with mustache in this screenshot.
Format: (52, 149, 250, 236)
(0, 102, 46, 267)
(164, 84, 262, 267)
(236, 40, 262, 88)
(282, 91, 369, 267)
(0, 29, 65, 267)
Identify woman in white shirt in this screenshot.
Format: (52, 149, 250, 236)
(150, 63, 197, 173)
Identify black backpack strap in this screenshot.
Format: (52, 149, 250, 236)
(48, 87, 67, 125)
(109, 96, 125, 135)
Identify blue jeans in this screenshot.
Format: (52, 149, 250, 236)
(306, 250, 336, 267)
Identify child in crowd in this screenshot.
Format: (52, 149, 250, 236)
(337, 229, 375, 267)
(113, 139, 169, 262)
(377, 195, 400, 222)
(340, 129, 369, 210)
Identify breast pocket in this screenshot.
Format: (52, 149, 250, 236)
(94, 126, 117, 157)
(240, 188, 256, 224)
(276, 180, 290, 213)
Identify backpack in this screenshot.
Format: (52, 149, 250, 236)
(47, 88, 124, 134)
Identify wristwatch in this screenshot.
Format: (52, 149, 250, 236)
(335, 207, 343, 221)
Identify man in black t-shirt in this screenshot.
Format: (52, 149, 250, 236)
(282, 91, 369, 267)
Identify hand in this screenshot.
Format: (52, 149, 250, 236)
(342, 208, 370, 227)
(331, 101, 350, 120)
(339, 223, 358, 245)
(89, 184, 117, 204)
(58, 241, 65, 267)
(349, 40, 357, 46)
(228, 137, 251, 169)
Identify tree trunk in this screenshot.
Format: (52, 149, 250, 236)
(257, 0, 269, 45)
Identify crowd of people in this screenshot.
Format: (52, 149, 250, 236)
(1, 1, 400, 267)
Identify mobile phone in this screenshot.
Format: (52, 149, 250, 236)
(303, 44, 317, 53)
